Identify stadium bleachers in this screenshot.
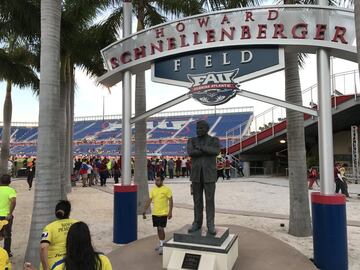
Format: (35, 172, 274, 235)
(2, 109, 253, 156)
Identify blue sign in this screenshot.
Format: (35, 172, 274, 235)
(152, 46, 283, 106)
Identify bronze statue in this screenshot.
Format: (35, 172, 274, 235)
(187, 120, 221, 235)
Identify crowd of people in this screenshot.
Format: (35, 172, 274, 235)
(146, 154, 242, 181)
(73, 157, 122, 187)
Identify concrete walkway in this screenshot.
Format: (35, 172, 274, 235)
(107, 224, 317, 270)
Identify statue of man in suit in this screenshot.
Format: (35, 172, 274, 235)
(187, 120, 221, 235)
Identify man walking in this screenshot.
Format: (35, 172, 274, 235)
(0, 174, 16, 257)
(143, 176, 173, 255)
(168, 158, 174, 179)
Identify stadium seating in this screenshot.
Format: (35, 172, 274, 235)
(2, 110, 253, 156)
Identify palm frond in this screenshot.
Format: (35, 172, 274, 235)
(0, 48, 39, 90)
(98, 6, 123, 36)
(71, 23, 117, 77)
(144, 4, 167, 27)
(0, 0, 40, 39)
(153, 0, 204, 17)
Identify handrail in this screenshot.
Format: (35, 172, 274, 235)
(226, 69, 360, 153)
(1, 106, 254, 127)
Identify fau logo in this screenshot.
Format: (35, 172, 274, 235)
(187, 69, 239, 106)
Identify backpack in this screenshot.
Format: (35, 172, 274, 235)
(80, 163, 88, 171)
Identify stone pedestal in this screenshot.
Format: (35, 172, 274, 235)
(163, 225, 238, 270)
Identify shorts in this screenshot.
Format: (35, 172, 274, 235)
(152, 215, 167, 228)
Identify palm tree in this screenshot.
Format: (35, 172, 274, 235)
(24, 0, 115, 263)
(280, 0, 312, 237)
(282, 0, 354, 237)
(0, 2, 39, 175)
(57, 0, 116, 197)
(25, 0, 62, 266)
(0, 37, 39, 175)
(205, 0, 310, 236)
(284, 51, 312, 236)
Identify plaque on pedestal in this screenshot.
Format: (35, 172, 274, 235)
(163, 229, 238, 270)
(173, 225, 229, 246)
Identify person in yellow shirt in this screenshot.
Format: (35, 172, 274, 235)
(24, 222, 112, 270)
(0, 174, 16, 257)
(40, 200, 77, 270)
(0, 220, 11, 269)
(143, 176, 173, 255)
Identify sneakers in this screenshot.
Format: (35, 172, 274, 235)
(158, 246, 163, 255)
(154, 244, 160, 251)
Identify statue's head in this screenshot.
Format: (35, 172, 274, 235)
(196, 120, 209, 137)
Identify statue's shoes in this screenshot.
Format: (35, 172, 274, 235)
(188, 224, 201, 233)
(207, 227, 216, 235)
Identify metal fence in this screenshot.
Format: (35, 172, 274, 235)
(226, 69, 360, 153)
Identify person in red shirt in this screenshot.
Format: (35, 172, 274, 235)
(308, 167, 318, 189)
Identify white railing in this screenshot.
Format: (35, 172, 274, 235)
(74, 106, 254, 122)
(226, 69, 360, 153)
(1, 106, 254, 127)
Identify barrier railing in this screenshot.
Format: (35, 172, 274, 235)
(226, 69, 359, 154)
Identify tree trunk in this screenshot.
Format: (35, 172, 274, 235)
(284, 51, 312, 237)
(0, 80, 12, 175)
(355, 1, 360, 77)
(68, 65, 75, 191)
(62, 60, 72, 195)
(59, 56, 69, 199)
(135, 1, 149, 214)
(135, 71, 148, 213)
(25, 0, 62, 265)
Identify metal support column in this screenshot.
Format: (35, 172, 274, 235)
(317, 49, 334, 194)
(311, 2, 348, 270)
(122, 70, 132, 185)
(121, 0, 132, 185)
(114, 0, 138, 245)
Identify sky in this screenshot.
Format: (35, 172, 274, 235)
(0, 1, 357, 123)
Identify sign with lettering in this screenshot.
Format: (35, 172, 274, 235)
(99, 5, 356, 87)
(182, 253, 201, 270)
(152, 46, 283, 105)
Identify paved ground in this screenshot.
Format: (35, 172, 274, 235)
(7, 176, 360, 269)
(107, 224, 317, 270)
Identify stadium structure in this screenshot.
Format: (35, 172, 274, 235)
(0, 107, 254, 157)
(1, 70, 360, 177)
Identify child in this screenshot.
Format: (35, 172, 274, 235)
(143, 176, 173, 255)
